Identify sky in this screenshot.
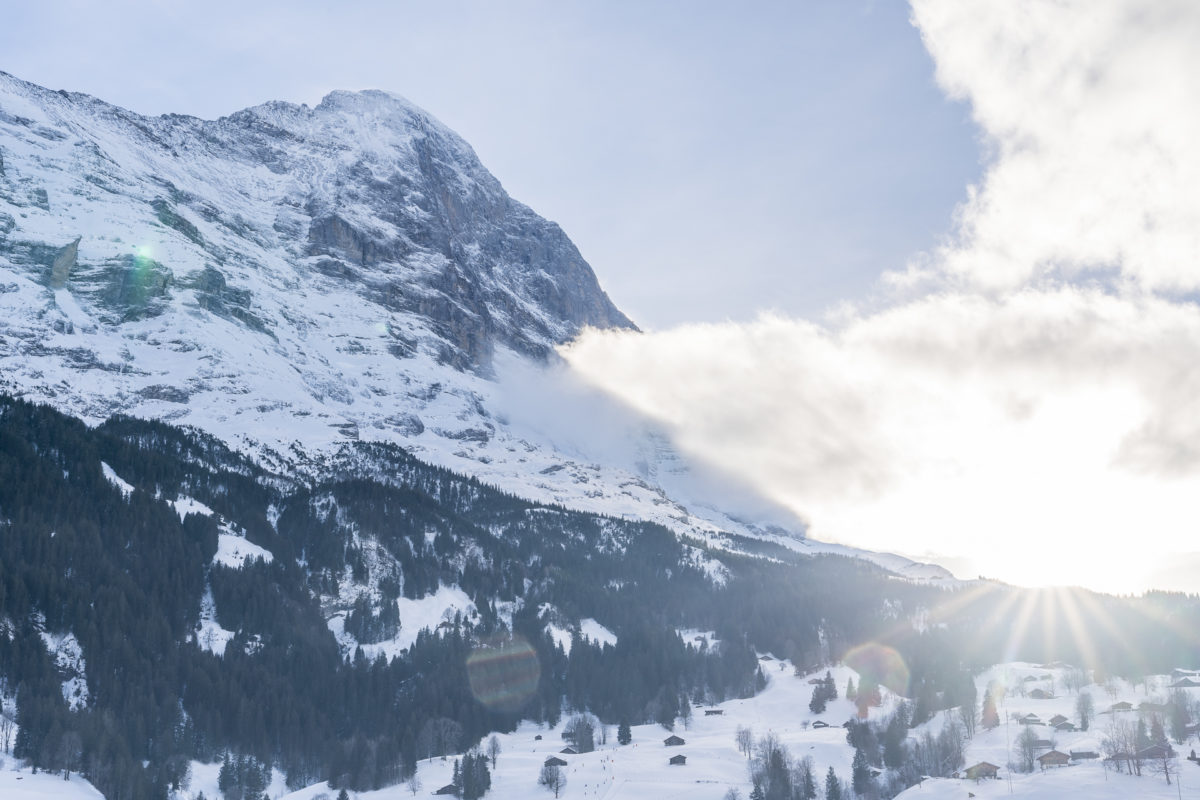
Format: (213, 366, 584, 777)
(5, 1, 1199, 595)
(0, 0, 978, 328)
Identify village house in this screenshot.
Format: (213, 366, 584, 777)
(1019, 714, 1041, 725)
(1048, 714, 1068, 726)
(543, 756, 568, 767)
(1037, 750, 1070, 769)
(560, 747, 578, 755)
(1109, 701, 1133, 713)
(664, 735, 686, 746)
(1029, 688, 1054, 700)
(963, 762, 1000, 781)
(669, 754, 687, 766)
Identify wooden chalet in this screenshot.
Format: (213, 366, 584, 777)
(664, 735, 686, 746)
(1048, 714, 1068, 726)
(1029, 688, 1054, 700)
(544, 756, 568, 767)
(1019, 714, 1042, 725)
(963, 762, 1000, 781)
(1138, 743, 1175, 760)
(1109, 701, 1133, 713)
(434, 785, 458, 795)
(560, 747, 578, 755)
(1037, 750, 1070, 769)
(534, 734, 542, 740)
(1054, 721, 1076, 732)
(669, 754, 687, 766)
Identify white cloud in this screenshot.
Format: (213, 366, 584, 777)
(906, 0, 1200, 292)
(560, 2, 1200, 594)
(564, 292, 1200, 594)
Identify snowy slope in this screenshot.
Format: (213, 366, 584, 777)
(0, 70, 953, 581)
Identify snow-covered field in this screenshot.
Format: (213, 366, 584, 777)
(6, 658, 1199, 799)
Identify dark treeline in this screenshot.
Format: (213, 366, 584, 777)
(1, 396, 1199, 800)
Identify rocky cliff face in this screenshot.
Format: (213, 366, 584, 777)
(0, 75, 632, 372)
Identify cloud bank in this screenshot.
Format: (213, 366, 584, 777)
(560, 0, 1200, 594)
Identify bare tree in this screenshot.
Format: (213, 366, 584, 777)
(736, 725, 754, 760)
(539, 763, 566, 798)
(487, 735, 501, 769)
(1075, 691, 1094, 731)
(406, 773, 422, 796)
(0, 712, 13, 754)
(1015, 727, 1040, 773)
(1148, 751, 1178, 786)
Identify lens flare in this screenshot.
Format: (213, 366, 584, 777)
(844, 642, 910, 696)
(466, 634, 540, 713)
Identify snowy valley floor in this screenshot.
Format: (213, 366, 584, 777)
(5, 658, 1200, 799)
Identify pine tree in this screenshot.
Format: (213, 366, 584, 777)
(809, 684, 827, 715)
(845, 677, 856, 702)
(981, 689, 999, 730)
(824, 671, 838, 700)
(336, 790, 350, 800)
(824, 767, 841, 800)
(617, 719, 632, 745)
(852, 747, 872, 796)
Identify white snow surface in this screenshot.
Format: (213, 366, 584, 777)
(580, 618, 617, 648)
(171, 495, 214, 520)
(38, 631, 88, 711)
(99, 462, 133, 497)
(194, 585, 235, 657)
(328, 584, 477, 659)
(0, 766, 104, 800)
(213, 532, 273, 568)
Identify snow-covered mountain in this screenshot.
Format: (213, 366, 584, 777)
(0, 70, 948, 579)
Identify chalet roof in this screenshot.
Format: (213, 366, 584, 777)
(560, 747, 578, 755)
(664, 735, 686, 746)
(1037, 750, 1070, 764)
(1170, 678, 1200, 688)
(966, 761, 1000, 770)
(1137, 744, 1175, 760)
(1049, 714, 1068, 725)
(544, 756, 568, 767)
(669, 754, 687, 765)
